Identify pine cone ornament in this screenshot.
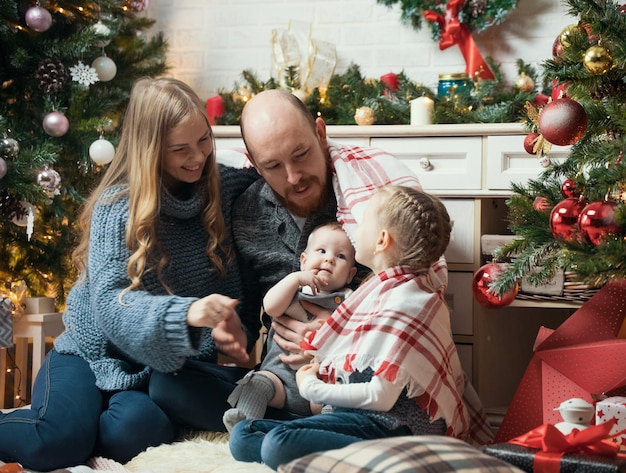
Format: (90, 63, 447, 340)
(0, 190, 26, 221)
(36, 59, 68, 94)
(468, 0, 487, 18)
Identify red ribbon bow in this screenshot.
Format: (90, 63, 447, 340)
(423, 0, 494, 81)
(509, 420, 623, 473)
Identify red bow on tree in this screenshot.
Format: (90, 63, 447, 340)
(424, 0, 495, 81)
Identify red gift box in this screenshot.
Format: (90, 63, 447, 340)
(495, 281, 626, 443)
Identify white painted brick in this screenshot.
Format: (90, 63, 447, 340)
(142, 0, 574, 100)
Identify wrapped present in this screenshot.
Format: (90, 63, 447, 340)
(484, 422, 626, 473)
(597, 397, 626, 448)
(23, 296, 55, 314)
(495, 281, 626, 442)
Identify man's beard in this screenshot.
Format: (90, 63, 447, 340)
(277, 172, 331, 218)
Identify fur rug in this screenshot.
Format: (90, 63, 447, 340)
(124, 432, 273, 473)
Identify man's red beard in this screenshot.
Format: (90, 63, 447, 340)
(278, 172, 331, 218)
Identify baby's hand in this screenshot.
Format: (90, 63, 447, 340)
(298, 270, 325, 295)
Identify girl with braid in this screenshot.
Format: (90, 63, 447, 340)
(229, 186, 492, 470)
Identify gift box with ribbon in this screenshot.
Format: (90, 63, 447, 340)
(597, 397, 626, 449)
(495, 281, 626, 443)
(484, 421, 626, 473)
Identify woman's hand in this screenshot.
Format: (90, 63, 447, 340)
(296, 362, 320, 388)
(213, 313, 249, 363)
(187, 294, 249, 363)
(187, 294, 238, 328)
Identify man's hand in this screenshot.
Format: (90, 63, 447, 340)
(272, 314, 324, 365)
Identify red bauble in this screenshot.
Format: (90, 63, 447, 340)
(552, 35, 563, 59)
(533, 196, 552, 212)
(472, 263, 518, 309)
(551, 79, 569, 101)
(524, 133, 540, 155)
(550, 198, 585, 242)
(578, 200, 622, 245)
(538, 98, 588, 146)
(561, 178, 580, 198)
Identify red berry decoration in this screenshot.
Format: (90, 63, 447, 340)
(578, 200, 622, 245)
(550, 198, 585, 242)
(472, 262, 518, 309)
(533, 196, 552, 212)
(538, 97, 588, 146)
(524, 133, 540, 155)
(561, 178, 580, 198)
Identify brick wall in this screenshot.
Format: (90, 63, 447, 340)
(142, 0, 574, 101)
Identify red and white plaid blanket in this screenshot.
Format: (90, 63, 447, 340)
(329, 142, 423, 242)
(302, 263, 493, 446)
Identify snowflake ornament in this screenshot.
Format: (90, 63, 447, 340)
(69, 61, 99, 86)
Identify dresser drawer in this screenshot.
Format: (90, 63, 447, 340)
(486, 135, 571, 190)
(446, 271, 474, 336)
(370, 137, 482, 191)
(441, 199, 475, 264)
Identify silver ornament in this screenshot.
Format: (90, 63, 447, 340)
(0, 136, 20, 158)
(37, 166, 62, 198)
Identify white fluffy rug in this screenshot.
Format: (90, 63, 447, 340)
(125, 433, 273, 473)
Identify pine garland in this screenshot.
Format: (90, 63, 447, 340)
(376, 0, 519, 40)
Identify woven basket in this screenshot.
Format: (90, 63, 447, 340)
(516, 271, 601, 303)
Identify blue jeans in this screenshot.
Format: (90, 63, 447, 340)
(228, 411, 411, 470)
(0, 349, 178, 471)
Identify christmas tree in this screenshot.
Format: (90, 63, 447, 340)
(486, 0, 626, 301)
(0, 0, 167, 306)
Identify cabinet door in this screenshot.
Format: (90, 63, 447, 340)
(441, 199, 475, 264)
(486, 135, 571, 190)
(446, 272, 473, 336)
(370, 137, 482, 191)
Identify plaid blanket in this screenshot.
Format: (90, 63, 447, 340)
(302, 264, 493, 446)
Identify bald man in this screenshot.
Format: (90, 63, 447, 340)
(230, 89, 421, 420)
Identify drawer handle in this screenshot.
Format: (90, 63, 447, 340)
(419, 157, 433, 171)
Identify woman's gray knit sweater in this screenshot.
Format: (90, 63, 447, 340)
(54, 165, 260, 391)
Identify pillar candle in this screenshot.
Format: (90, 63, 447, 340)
(410, 96, 434, 126)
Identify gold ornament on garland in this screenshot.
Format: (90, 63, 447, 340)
(583, 45, 613, 75)
(354, 106, 375, 126)
(514, 72, 535, 93)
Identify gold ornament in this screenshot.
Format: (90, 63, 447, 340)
(583, 45, 613, 75)
(364, 77, 378, 87)
(559, 24, 578, 47)
(354, 106, 375, 126)
(514, 73, 535, 93)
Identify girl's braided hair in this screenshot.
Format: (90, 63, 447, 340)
(376, 185, 452, 272)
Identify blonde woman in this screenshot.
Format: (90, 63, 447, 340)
(0, 77, 260, 471)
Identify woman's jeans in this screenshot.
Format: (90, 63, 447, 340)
(228, 411, 411, 470)
(0, 349, 178, 471)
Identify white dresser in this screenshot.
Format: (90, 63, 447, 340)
(214, 123, 578, 415)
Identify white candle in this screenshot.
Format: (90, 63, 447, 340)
(410, 96, 434, 126)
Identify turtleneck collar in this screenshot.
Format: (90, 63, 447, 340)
(160, 182, 206, 219)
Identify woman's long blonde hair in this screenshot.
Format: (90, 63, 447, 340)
(72, 77, 229, 295)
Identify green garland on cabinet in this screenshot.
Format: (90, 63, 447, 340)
(215, 60, 551, 126)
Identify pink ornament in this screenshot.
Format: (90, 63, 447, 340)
(25, 6, 52, 32)
(578, 200, 622, 245)
(550, 198, 585, 242)
(472, 262, 518, 309)
(43, 111, 69, 137)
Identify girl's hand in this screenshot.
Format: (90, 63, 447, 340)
(296, 362, 320, 388)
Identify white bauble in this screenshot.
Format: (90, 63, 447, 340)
(92, 56, 117, 82)
(89, 138, 115, 165)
